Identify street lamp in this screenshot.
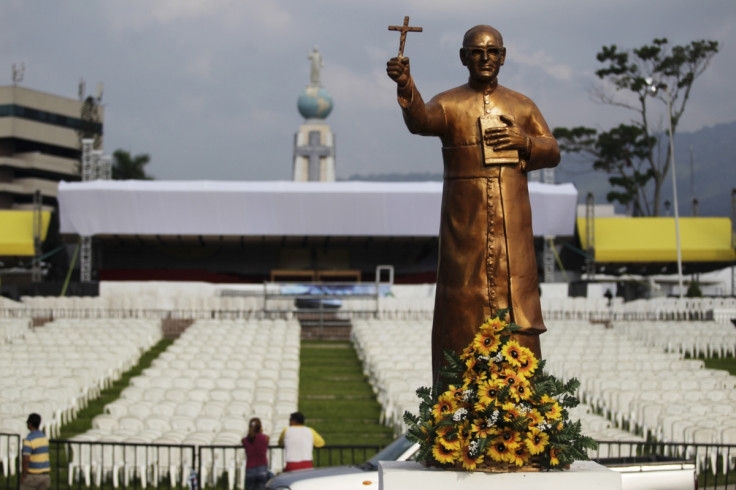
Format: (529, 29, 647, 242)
(645, 78, 684, 299)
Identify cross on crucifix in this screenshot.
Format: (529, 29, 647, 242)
(295, 130, 332, 181)
(388, 16, 422, 58)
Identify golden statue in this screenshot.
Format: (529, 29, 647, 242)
(387, 24, 560, 384)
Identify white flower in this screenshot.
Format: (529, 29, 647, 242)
(478, 355, 490, 361)
(493, 352, 504, 363)
(462, 389, 473, 402)
(489, 410, 500, 425)
(469, 439, 480, 457)
(453, 408, 468, 422)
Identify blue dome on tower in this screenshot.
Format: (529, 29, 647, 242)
(298, 85, 333, 120)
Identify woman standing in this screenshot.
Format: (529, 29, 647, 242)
(242, 417, 269, 490)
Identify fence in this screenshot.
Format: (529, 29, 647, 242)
(0, 437, 382, 490)
(1, 436, 735, 489)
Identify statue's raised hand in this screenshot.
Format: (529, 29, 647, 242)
(386, 57, 411, 88)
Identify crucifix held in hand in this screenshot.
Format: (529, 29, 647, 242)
(388, 16, 422, 58)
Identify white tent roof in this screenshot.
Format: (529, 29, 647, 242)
(58, 180, 578, 237)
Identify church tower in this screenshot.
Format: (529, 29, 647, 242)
(293, 46, 335, 182)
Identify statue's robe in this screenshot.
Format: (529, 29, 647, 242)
(398, 78, 560, 382)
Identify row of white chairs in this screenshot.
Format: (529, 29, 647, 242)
(612, 320, 736, 358)
(0, 319, 31, 344)
(69, 319, 299, 488)
(542, 320, 736, 446)
(0, 319, 162, 440)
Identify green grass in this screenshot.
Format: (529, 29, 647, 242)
(298, 340, 394, 446)
(700, 355, 736, 375)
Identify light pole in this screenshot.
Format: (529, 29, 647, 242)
(646, 78, 684, 299)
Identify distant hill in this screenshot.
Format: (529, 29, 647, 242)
(346, 121, 736, 217)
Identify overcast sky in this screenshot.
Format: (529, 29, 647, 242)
(2, 0, 734, 182)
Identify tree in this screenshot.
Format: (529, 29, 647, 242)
(554, 38, 718, 216)
(112, 149, 154, 180)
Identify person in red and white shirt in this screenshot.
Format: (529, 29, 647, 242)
(278, 412, 325, 471)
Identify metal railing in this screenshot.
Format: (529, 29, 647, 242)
(0, 437, 382, 490)
(2, 437, 734, 489)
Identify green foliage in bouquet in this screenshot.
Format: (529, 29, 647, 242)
(403, 310, 597, 471)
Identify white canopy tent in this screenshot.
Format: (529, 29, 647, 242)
(58, 180, 578, 238)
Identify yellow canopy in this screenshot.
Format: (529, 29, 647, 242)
(577, 217, 736, 263)
(0, 210, 51, 256)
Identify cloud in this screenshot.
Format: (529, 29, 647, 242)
(509, 45, 573, 82)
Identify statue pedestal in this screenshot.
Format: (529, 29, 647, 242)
(379, 460, 621, 490)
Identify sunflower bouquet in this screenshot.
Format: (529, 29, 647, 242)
(403, 310, 596, 471)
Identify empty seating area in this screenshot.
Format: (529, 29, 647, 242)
(542, 320, 736, 445)
(0, 318, 31, 345)
(351, 318, 641, 450)
(69, 318, 299, 488)
(0, 319, 161, 477)
(613, 319, 736, 358)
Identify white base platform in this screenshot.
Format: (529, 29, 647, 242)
(379, 460, 621, 490)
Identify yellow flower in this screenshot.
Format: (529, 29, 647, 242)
(460, 344, 476, 361)
(540, 394, 555, 405)
(473, 329, 500, 356)
(527, 409, 544, 427)
(438, 429, 462, 451)
(501, 401, 521, 423)
(509, 444, 531, 467)
(481, 316, 507, 334)
(487, 439, 513, 463)
(446, 385, 464, 402)
(509, 377, 532, 403)
(460, 441, 485, 470)
(516, 347, 538, 378)
(432, 393, 457, 422)
(501, 340, 524, 367)
(497, 427, 521, 450)
(545, 401, 563, 421)
(549, 447, 560, 466)
(476, 379, 502, 407)
(470, 417, 498, 439)
(432, 440, 459, 464)
(525, 427, 549, 455)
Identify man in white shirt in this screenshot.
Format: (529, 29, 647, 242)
(278, 412, 325, 471)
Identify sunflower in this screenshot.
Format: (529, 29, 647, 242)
(432, 439, 459, 464)
(509, 377, 533, 403)
(460, 441, 485, 470)
(432, 393, 457, 422)
(549, 447, 560, 466)
(473, 328, 501, 356)
(460, 344, 476, 361)
(463, 356, 479, 379)
(446, 384, 465, 402)
(545, 401, 563, 421)
(501, 401, 521, 423)
(525, 427, 549, 455)
(437, 428, 462, 451)
(497, 427, 521, 450)
(526, 409, 544, 427)
(487, 439, 513, 463)
(470, 417, 498, 439)
(475, 379, 502, 409)
(516, 348, 539, 378)
(501, 340, 524, 367)
(481, 316, 507, 334)
(509, 444, 531, 467)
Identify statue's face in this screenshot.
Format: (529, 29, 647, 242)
(460, 29, 506, 84)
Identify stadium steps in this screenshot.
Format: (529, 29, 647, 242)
(298, 340, 394, 446)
